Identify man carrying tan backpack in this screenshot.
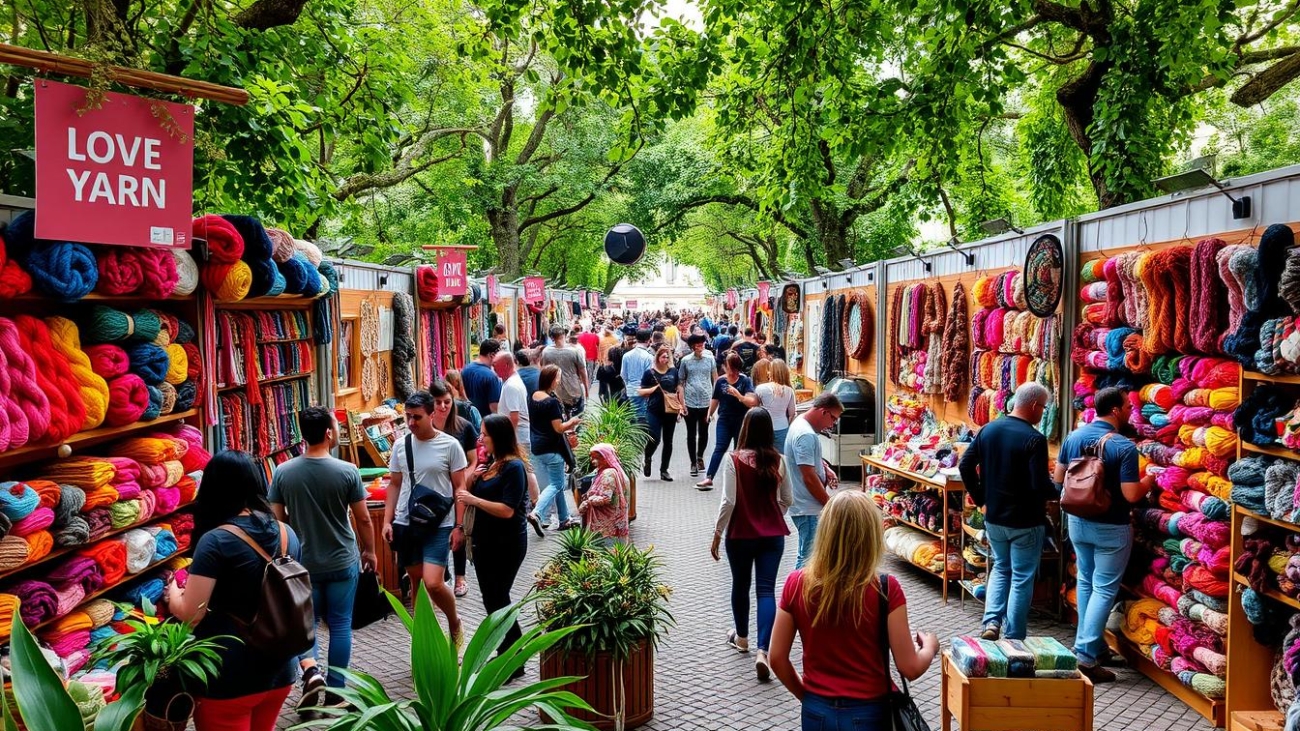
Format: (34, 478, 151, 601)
(1053, 387, 1150, 684)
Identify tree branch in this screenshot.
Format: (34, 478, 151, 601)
(1232, 49, 1300, 106)
(333, 136, 467, 201)
(515, 105, 556, 166)
(232, 0, 309, 30)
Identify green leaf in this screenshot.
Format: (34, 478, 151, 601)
(8, 617, 85, 731)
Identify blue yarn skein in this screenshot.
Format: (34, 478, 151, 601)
(295, 253, 320, 297)
(142, 385, 163, 420)
(152, 530, 178, 560)
(173, 380, 196, 411)
(125, 343, 170, 385)
(314, 261, 338, 345)
(277, 255, 309, 294)
(27, 242, 98, 301)
(266, 267, 286, 296)
(0, 481, 40, 520)
(223, 215, 277, 298)
(122, 577, 165, 605)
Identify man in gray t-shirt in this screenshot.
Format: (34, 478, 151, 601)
(270, 407, 377, 705)
(542, 325, 589, 416)
(784, 393, 843, 569)
(678, 334, 717, 476)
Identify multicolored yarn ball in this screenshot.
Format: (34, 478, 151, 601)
(171, 250, 198, 296)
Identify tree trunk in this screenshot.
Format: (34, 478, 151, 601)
(488, 207, 523, 278)
(1057, 61, 1119, 208)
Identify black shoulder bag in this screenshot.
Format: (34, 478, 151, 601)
(877, 574, 932, 731)
(405, 434, 455, 537)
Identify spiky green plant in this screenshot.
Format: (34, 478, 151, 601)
(575, 399, 650, 474)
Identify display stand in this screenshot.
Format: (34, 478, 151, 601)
(940, 652, 1094, 731)
(418, 303, 468, 387)
(862, 454, 962, 602)
(958, 502, 1066, 619)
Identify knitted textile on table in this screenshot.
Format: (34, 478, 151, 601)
(940, 283, 969, 403)
(391, 291, 417, 401)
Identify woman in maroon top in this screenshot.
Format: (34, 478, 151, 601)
(770, 490, 939, 730)
(711, 408, 792, 682)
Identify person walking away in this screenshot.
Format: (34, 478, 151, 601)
(528, 365, 583, 531)
(462, 340, 503, 416)
(596, 349, 624, 403)
(515, 349, 541, 394)
(1054, 386, 1148, 682)
(621, 329, 655, 422)
(578, 325, 600, 385)
(957, 382, 1055, 642)
(769, 490, 939, 730)
(381, 391, 468, 646)
(697, 352, 759, 490)
(457, 415, 529, 676)
(679, 334, 717, 478)
(268, 407, 376, 711)
(166, 451, 305, 731)
(756, 359, 797, 450)
(712, 408, 792, 682)
(495, 352, 543, 536)
(751, 358, 772, 387)
(598, 326, 620, 370)
(733, 328, 762, 375)
(426, 381, 480, 599)
(639, 345, 686, 481)
(445, 369, 483, 431)
(542, 325, 589, 419)
(713, 326, 736, 364)
(580, 442, 631, 545)
(786, 393, 843, 568)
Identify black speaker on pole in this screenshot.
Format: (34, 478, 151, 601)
(604, 223, 646, 265)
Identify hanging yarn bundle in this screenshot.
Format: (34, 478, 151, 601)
(1189, 238, 1228, 355)
(939, 283, 969, 403)
(1227, 224, 1293, 365)
(391, 291, 417, 401)
(314, 262, 338, 345)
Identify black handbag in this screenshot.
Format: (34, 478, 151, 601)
(351, 569, 394, 630)
(405, 435, 454, 534)
(877, 574, 932, 731)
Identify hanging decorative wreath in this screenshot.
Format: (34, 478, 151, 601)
(842, 289, 874, 360)
(1024, 233, 1065, 317)
(780, 283, 802, 314)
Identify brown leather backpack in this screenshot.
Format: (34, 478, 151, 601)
(1060, 433, 1115, 519)
(217, 522, 315, 657)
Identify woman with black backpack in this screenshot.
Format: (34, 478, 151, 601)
(166, 450, 307, 731)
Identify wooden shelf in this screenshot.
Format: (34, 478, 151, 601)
(0, 502, 194, 584)
(32, 552, 185, 632)
(215, 295, 316, 310)
(1233, 572, 1300, 611)
(0, 410, 199, 472)
(256, 336, 313, 345)
(1242, 442, 1298, 459)
(0, 292, 194, 305)
(889, 515, 945, 539)
(217, 372, 312, 393)
(962, 522, 983, 540)
(1234, 505, 1300, 534)
(1105, 630, 1224, 727)
(861, 455, 963, 490)
(1243, 371, 1300, 385)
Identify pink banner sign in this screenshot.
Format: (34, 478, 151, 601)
(726, 289, 738, 309)
(758, 281, 770, 301)
(523, 276, 546, 304)
(486, 274, 499, 305)
(434, 248, 467, 296)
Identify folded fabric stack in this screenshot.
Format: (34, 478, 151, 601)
(883, 525, 957, 576)
(1024, 637, 1079, 678)
(949, 636, 1010, 677)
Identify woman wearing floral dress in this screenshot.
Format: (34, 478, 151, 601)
(579, 442, 630, 544)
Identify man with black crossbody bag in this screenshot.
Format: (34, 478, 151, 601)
(382, 391, 469, 648)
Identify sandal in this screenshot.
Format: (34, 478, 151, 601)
(727, 629, 749, 653)
(454, 581, 468, 598)
(696, 478, 714, 491)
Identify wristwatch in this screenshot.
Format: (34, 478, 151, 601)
(454, 524, 464, 529)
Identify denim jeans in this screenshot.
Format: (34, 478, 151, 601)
(298, 565, 359, 688)
(1068, 516, 1133, 665)
(725, 536, 783, 651)
(705, 418, 742, 478)
(629, 394, 648, 422)
(982, 523, 1045, 640)
(773, 428, 789, 452)
(801, 692, 888, 731)
(791, 514, 820, 569)
(532, 451, 572, 525)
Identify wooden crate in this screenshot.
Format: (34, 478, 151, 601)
(1230, 711, 1284, 731)
(941, 652, 1093, 731)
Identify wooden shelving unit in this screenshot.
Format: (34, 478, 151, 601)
(217, 372, 312, 393)
(0, 409, 199, 472)
(862, 454, 963, 602)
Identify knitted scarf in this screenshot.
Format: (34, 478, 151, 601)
(940, 283, 969, 403)
(922, 283, 946, 395)
(1190, 238, 1228, 355)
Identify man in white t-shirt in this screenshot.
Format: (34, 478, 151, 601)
(382, 391, 468, 645)
(494, 351, 543, 536)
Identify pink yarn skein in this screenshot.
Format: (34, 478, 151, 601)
(0, 318, 50, 446)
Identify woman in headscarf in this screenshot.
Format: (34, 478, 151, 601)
(579, 442, 630, 544)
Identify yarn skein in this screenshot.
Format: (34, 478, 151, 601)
(0, 318, 51, 445)
(171, 249, 199, 296)
(191, 215, 244, 264)
(45, 318, 108, 430)
(105, 375, 149, 427)
(15, 316, 86, 444)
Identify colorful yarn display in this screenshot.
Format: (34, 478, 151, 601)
(171, 250, 198, 296)
(202, 259, 253, 302)
(192, 215, 244, 264)
(42, 324, 109, 432)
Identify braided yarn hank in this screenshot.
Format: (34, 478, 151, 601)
(391, 291, 417, 400)
(940, 282, 969, 403)
(0, 318, 50, 445)
(45, 317, 109, 430)
(14, 316, 85, 443)
(1190, 238, 1228, 354)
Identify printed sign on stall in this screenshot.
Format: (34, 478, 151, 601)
(486, 274, 499, 305)
(758, 281, 770, 301)
(434, 248, 467, 296)
(523, 276, 546, 303)
(626, 299, 638, 310)
(35, 80, 194, 248)
(589, 291, 600, 309)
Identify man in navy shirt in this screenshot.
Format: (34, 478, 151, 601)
(620, 329, 655, 421)
(461, 340, 503, 417)
(1054, 386, 1148, 683)
(959, 382, 1055, 642)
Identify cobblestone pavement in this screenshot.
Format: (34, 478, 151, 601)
(278, 418, 1214, 730)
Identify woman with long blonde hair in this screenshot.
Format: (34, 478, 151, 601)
(756, 359, 796, 450)
(769, 490, 938, 729)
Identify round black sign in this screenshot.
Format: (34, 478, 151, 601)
(604, 223, 647, 265)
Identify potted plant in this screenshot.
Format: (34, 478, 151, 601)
(4, 615, 143, 731)
(533, 529, 673, 731)
(575, 399, 650, 521)
(90, 598, 226, 731)
(298, 583, 596, 730)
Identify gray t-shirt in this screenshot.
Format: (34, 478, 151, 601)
(678, 351, 717, 409)
(785, 418, 826, 516)
(388, 432, 469, 527)
(542, 344, 586, 404)
(269, 456, 366, 575)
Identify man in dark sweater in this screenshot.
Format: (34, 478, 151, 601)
(958, 381, 1056, 641)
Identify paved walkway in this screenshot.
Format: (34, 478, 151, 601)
(278, 418, 1214, 730)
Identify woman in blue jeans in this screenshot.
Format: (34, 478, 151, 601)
(711, 408, 792, 682)
(527, 365, 583, 530)
(696, 352, 758, 490)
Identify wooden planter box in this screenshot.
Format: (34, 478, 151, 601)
(941, 652, 1093, 731)
(540, 638, 654, 730)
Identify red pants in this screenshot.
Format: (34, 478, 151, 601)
(194, 686, 292, 731)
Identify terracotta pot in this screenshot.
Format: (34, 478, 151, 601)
(539, 638, 654, 730)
